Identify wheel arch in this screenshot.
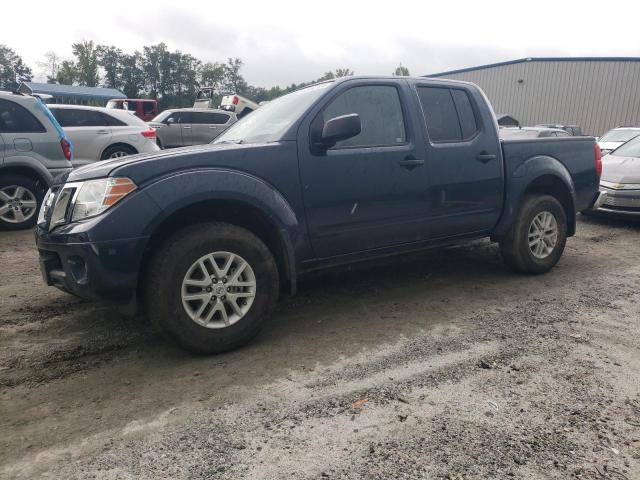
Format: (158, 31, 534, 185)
(101, 142, 138, 160)
(493, 155, 577, 237)
(137, 198, 296, 301)
(0, 164, 51, 190)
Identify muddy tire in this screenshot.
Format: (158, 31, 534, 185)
(144, 222, 279, 354)
(499, 194, 567, 274)
(0, 175, 44, 231)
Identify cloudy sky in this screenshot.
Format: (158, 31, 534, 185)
(3, 0, 639, 87)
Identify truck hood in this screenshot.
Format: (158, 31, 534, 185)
(64, 142, 292, 185)
(601, 154, 640, 184)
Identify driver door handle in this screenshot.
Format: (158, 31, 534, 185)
(398, 157, 425, 168)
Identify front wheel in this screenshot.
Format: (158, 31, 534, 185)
(143, 222, 279, 354)
(499, 194, 568, 274)
(0, 175, 44, 231)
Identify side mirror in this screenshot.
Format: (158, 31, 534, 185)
(315, 114, 361, 149)
(166, 117, 176, 125)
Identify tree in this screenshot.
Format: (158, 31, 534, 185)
(393, 63, 410, 76)
(37, 51, 61, 83)
(0, 45, 32, 90)
(72, 40, 100, 86)
(120, 52, 145, 98)
(223, 57, 247, 94)
(56, 60, 78, 85)
(97, 45, 123, 89)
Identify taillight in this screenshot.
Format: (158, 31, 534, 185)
(232, 96, 239, 105)
(60, 138, 72, 161)
(141, 129, 156, 139)
(594, 143, 602, 177)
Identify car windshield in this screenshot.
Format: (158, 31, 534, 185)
(599, 129, 640, 143)
(214, 82, 332, 145)
(151, 111, 172, 123)
(611, 135, 640, 157)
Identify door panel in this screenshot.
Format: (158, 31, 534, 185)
(298, 81, 431, 258)
(415, 85, 503, 238)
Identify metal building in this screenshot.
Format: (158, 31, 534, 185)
(427, 57, 640, 136)
(17, 82, 125, 106)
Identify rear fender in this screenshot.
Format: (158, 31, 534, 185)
(493, 155, 576, 237)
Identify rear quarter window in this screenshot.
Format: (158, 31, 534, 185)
(0, 98, 46, 133)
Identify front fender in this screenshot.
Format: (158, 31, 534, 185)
(143, 168, 302, 290)
(493, 155, 576, 236)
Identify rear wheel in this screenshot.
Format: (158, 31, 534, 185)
(0, 175, 44, 230)
(101, 144, 136, 160)
(499, 194, 567, 274)
(144, 222, 279, 354)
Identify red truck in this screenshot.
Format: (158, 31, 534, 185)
(106, 99, 158, 122)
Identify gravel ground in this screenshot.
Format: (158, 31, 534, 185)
(1, 215, 639, 479)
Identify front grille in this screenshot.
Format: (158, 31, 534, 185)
(603, 195, 640, 209)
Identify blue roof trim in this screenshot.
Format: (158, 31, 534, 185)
(20, 82, 126, 99)
(426, 57, 640, 78)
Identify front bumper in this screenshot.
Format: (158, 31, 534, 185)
(588, 187, 640, 217)
(36, 229, 149, 308)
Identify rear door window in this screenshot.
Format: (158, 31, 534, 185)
(417, 86, 480, 143)
(0, 99, 46, 133)
(52, 109, 110, 127)
(191, 112, 230, 125)
(103, 113, 127, 127)
(451, 89, 478, 139)
(142, 102, 155, 115)
(321, 85, 407, 148)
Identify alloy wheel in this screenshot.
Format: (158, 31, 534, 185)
(181, 251, 257, 329)
(528, 211, 558, 259)
(0, 186, 38, 224)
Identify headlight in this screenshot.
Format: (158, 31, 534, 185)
(71, 177, 137, 221)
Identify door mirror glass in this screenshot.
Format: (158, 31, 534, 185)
(317, 114, 361, 148)
(166, 116, 176, 125)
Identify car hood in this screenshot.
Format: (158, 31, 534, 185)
(64, 142, 290, 185)
(601, 154, 640, 184)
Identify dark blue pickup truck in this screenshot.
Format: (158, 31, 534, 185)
(36, 76, 601, 353)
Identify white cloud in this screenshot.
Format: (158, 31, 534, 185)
(3, 0, 639, 87)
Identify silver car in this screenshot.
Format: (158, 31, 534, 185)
(149, 108, 237, 148)
(0, 92, 73, 230)
(590, 135, 640, 217)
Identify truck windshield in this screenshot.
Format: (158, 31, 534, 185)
(214, 82, 331, 145)
(599, 129, 640, 143)
(611, 135, 640, 157)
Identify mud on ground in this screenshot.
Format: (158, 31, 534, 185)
(1, 215, 639, 479)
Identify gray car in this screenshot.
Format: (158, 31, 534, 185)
(0, 92, 73, 230)
(149, 108, 237, 148)
(590, 135, 640, 217)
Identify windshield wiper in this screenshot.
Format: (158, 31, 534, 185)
(216, 139, 244, 145)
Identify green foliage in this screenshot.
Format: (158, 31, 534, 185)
(0, 45, 32, 90)
(72, 40, 100, 87)
(12, 42, 362, 108)
(393, 63, 410, 76)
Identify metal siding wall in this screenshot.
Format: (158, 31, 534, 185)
(437, 60, 640, 136)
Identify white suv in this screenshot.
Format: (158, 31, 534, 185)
(49, 105, 160, 166)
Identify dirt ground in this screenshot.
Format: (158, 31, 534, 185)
(1, 216, 639, 479)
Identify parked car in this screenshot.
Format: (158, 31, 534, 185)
(586, 135, 640, 217)
(536, 124, 582, 136)
(36, 76, 601, 354)
(499, 126, 571, 139)
(149, 108, 236, 148)
(49, 105, 159, 166)
(0, 91, 73, 230)
(597, 127, 640, 156)
(106, 99, 159, 122)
